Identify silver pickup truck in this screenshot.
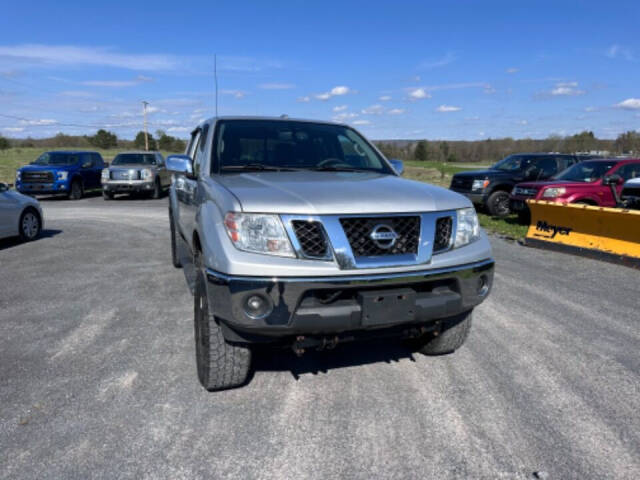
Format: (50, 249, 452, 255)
(167, 117, 494, 391)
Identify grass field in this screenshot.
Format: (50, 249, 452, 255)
(0, 148, 528, 238)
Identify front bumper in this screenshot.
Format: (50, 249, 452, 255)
(103, 180, 154, 193)
(450, 190, 486, 205)
(205, 259, 494, 343)
(16, 181, 69, 194)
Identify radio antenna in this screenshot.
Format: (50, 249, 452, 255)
(214, 54, 219, 117)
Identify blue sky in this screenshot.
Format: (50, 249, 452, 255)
(1, 0, 639, 140)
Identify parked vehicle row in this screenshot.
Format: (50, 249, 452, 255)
(451, 154, 640, 222)
(14, 150, 171, 201)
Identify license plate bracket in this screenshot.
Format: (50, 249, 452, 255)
(358, 288, 416, 326)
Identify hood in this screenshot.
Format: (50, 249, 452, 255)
(516, 179, 595, 189)
(3, 188, 40, 207)
(19, 163, 74, 172)
(453, 169, 510, 179)
(216, 171, 471, 215)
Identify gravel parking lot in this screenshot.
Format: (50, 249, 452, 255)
(1, 195, 639, 479)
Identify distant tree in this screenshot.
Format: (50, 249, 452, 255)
(615, 130, 640, 154)
(414, 140, 429, 162)
(134, 131, 156, 150)
(172, 138, 186, 152)
(21, 137, 35, 148)
(0, 135, 10, 150)
(439, 141, 450, 162)
(89, 129, 118, 149)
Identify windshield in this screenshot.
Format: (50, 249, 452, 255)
(112, 154, 157, 165)
(491, 154, 539, 172)
(32, 152, 80, 166)
(554, 160, 618, 182)
(214, 120, 392, 174)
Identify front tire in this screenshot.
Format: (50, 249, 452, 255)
(412, 310, 473, 355)
(19, 208, 41, 242)
(68, 179, 83, 200)
(486, 190, 510, 217)
(194, 271, 251, 391)
(151, 179, 161, 199)
(103, 190, 114, 200)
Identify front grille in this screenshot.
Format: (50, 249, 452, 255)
(292, 220, 329, 258)
(340, 216, 420, 256)
(110, 169, 140, 180)
(22, 171, 54, 183)
(450, 176, 472, 191)
(513, 186, 538, 197)
(433, 217, 453, 252)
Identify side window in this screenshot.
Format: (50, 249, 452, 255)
(618, 163, 640, 181)
(187, 130, 201, 160)
(536, 157, 558, 177)
(82, 154, 93, 168)
(193, 124, 209, 178)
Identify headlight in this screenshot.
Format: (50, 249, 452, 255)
(57, 171, 68, 181)
(472, 179, 489, 191)
(542, 187, 566, 198)
(16, 170, 21, 181)
(141, 168, 153, 180)
(224, 212, 294, 257)
(101, 169, 110, 181)
(454, 207, 480, 248)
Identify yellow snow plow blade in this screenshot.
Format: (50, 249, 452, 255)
(525, 200, 640, 268)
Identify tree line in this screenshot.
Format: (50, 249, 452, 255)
(374, 130, 640, 164)
(0, 129, 186, 153)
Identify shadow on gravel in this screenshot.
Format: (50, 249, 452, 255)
(251, 338, 417, 381)
(0, 229, 63, 251)
(37, 191, 103, 201)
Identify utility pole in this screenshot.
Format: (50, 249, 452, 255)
(142, 101, 149, 151)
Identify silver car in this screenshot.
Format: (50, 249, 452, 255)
(101, 151, 171, 199)
(167, 117, 494, 391)
(0, 183, 44, 241)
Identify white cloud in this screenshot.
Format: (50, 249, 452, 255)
(297, 96, 311, 103)
(352, 119, 371, 125)
(387, 108, 405, 115)
(18, 118, 57, 125)
(259, 83, 295, 90)
(0, 44, 177, 71)
(550, 81, 585, 96)
(408, 88, 430, 100)
(379, 95, 392, 101)
(330, 86, 351, 96)
(2, 126, 24, 132)
(615, 98, 640, 110)
(584, 106, 597, 112)
(220, 89, 247, 99)
(418, 51, 456, 70)
(81, 75, 153, 88)
(332, 112, 358, 122)
(518, 120, 528, 125)
(146, 106, 160, 114)
(332, 105, 347, 112)
(484, 85, 496, 94)
(315, 92, 331, 101)
(606, 44, 634, 61)
(506, 67, 519, 74)
(361, 104, 384, 115)
(436, 105, 461, 112)
(59, 90, 94, 97)
(167, 126, 190, 133)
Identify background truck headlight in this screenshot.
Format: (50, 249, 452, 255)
(542, 187, 566, 198)
(472, 179, 490, 191)
(140, 168, 153, 180)
(454, 207, 481, 248)
(224, 212, 295, 257)
(101, 169, 110, 182)
(57, 171, 68, 181)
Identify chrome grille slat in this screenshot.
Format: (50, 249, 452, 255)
(291, 220, 329, 258)
(339, 216, 420, 256)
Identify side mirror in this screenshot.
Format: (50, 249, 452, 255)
(104, 162, 110, 168)
(0, 182, 8, 192)
(389, 158, 404, 175)
(166, 154, 194, 178)
(603, 174, 623, 186)
(81, 161, 92, 169)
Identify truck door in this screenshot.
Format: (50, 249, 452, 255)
(177, 126, 206, 244)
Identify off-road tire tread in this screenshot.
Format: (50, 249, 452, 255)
(486, 190, 510, 217)
(417, 311, 473, 355)
(195, 273, 251, 391)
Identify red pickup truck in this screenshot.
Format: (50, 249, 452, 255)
(510, 158, 640, 222)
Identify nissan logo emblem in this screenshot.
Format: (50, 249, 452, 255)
(369, 224, 399, 249)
